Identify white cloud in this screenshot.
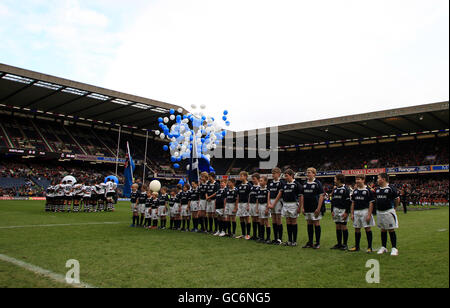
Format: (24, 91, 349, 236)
(103, 0, 449, 131)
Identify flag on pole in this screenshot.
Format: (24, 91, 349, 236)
(123, 141, 135, 197)
(188, 135, 210, 183)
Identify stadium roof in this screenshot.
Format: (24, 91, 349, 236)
(1, 63, 448, 147)
(0, 63, 183, 130)
(243, 101, 449, 147)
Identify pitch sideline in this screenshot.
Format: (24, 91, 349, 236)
(0, 253, 96, 288)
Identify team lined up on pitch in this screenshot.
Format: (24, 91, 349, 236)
(44, 179, 118, 212)
(131, 168, 401, 256)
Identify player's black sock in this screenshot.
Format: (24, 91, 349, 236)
(343, 229, 349, 246)
(252, 222, 258, 238)
(153, 220, 158, 227)
(182, 220, 186, 230)
(259, 224, 265, 240)
(381, 231, 388, 247)
(214, 218, 218, 232)
(293, 224, 298, 243)
(307, 224, 314, 244)
(366, 230, 373, 249)
(279, 224, 283, 242)
(227, 221, 231, 234)
(208, 217, 213, 232)
(140, 216, 144, 226)
(246, 222, 251, 236)
(240, 222, 246, 236)
(204, 217, 208, 231)
(287, 224, 292, 242)
(266, 227, 271, 241)
(389, 231, 397, 248)
(232, 222, 237, 234)
(314, 225, 321, 244)
(355, 232, 361, 248)
(336, 229, 342, 246)
(169, 219, 173, 229)
(186, 219, 190, 230)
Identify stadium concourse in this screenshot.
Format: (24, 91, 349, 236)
(0, 63, 448, 206)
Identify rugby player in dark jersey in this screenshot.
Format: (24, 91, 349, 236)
(330, 174, 351, 250)
(375, 173, 400, 256)
(214, 179, 228, 237)
(281, 169, 302, 247)
(300, 167, 325, 249)
(236, 171, 252, 239)
(268, 167, 284, 244)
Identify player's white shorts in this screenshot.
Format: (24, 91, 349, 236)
(353, 208, 375, 228)
(215, 208, 224, 217)
(138, 204, 146, 214)
(332, 207, 349, 224)
(181, 205, 190, 217)
(236, 202, 249, 217)
(169, 205, 177, 217)
(282, 202, 299, 218)
(131, 204, 138, 213)
(199, 199, 207, 211)
(190, 200, 199, 212)
(377, 208, 399, 230)
(206, 200, 215, 213)
(144, 207, 151, 219)
(158, 206, 167, 217)
(151, 208, 159, 220)
(224, 203, 236, 216)
(270, 199, 283, 215)
(248, 203, 258, 217)
(304, 211, 322, 221)
(258, 204, 271, 219)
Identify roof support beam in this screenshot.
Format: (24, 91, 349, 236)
(376, 119, 407, 134)
(330, 125, 366, 138)
(69, 97, 114, 116)
(22, 87, 65, 108)
(45, 92, 90, 112)
(427, 113, 448, 128)
(89, 103, 138, 119)
(0, 80, 38, 103)
(352, 122, 385, 136)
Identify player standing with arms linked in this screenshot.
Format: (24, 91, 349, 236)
(268, 168, 284, 245)
(375, 173, 400, 256)
(300, 168, 325, 249)
(330, 174, 351, 250)
(281, 169, 302, 247)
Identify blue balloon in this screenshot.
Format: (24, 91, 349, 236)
(178, 178, 185, 185)
(222, 116, 227, 121)
(223, 110, 228, 115)
(171, 156, 176, 162)
(104, 175, 119, 184)
(163, 145, 168, 151)
(201, 116, 206, 121)
(211, 117, 215, 122)
(158, 117, 163, 123)
(225, 121, 230, 126)
(170, 109, 175, 114)
(222, 131, 226, 136)
(174, 163, 180, 169)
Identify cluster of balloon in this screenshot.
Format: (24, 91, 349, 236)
(154, 105, 230, 170)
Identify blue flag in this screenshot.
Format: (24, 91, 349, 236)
(123, 142, 135, 197)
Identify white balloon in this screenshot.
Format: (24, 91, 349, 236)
(177, 108, 183, 113)
(149, 180, 161, 192)
(155, 130, 160, 136)
(170, 115, 175, 121)
(200, 104, 206, 109)
(164, 117, 169, 123)
(174, 152, 179, 157)
(191, 104, 197, 109)
(160, 133, 165, 139)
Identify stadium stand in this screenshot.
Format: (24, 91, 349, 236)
(0, 64, 448, 202)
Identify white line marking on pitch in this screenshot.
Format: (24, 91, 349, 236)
(0, 254, 96, 288)
(0, 222, 124, 229)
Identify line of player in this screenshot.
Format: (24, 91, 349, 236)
(44, 179, 118, 213)
(130, 168, 400, 256)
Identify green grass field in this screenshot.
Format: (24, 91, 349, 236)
(0, 201, 448, 288)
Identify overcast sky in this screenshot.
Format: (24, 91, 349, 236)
(0, 0, 448, 131)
